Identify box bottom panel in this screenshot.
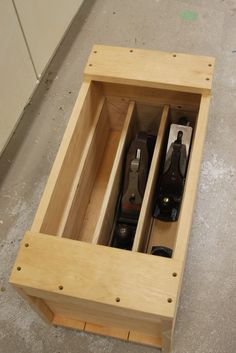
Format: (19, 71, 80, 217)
(45, 299, 162, 337)
(52, 314, 162, 348)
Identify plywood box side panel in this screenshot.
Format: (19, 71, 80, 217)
(46, 299, 162, 336)
(102, 82, 201, 112)
(106, 96, 131, 130)
(15, 287, 54, 323)
(56, 96, 107, 237)
(61, 101, 110, 240)
(173, 94, 211, 262)
(10, 232, 182, 320)
(162, 319, 174, 353)
(31, 81, 104, 235)
(170, 95, 212, 337)
(85, 45, 215, 94)
(65, 130, 121, 242)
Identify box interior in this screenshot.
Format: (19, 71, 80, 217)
(38, 81, 201, 257)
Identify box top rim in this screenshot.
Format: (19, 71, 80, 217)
(84, 44, 215, 94)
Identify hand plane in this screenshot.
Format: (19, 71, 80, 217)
(110, 132, 156, 249)
(153, 117, 192, 222)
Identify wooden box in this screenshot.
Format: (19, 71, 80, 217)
(10, 45, 214, 352)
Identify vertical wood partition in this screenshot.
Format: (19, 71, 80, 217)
(59, 100, 110, 239)
(31, 81, 104, 235)
(92, 101, 136, 245)
(132, 105, 169, 252)
(57, 97, 107, 237)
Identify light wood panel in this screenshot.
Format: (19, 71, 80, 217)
(72, 131, 121, 242)
(16, 288, 54, 323)
(53, 314, 85, 330)
(85, 322, 129, 340)
(31, 81, 103, 235)
(132, 105, 169, 252)
(103, 82, 201, 112)
(128, 331, 162, 348)
(162, 319, 173, 353)
(10, 232, 181, 320)
(173, 95, 211, 261)
(147, 221, 178, 254)
(106, 96, 131, 130)
(61, 102, 110, 240)
(85, 45, 215, 94)
(56, 96, 107, 237)
(92, 101, 136, 245)
(46, 299, 161, 336)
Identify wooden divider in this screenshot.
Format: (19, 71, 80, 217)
(31, 81, 104, 235)
(146, 221, 178, 254)
(57, 98, 108, 238)
(60, 100, 110, 241)
(92, 101, 136, 245)
(132, 105, 170, 252)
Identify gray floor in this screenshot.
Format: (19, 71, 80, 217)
(1, 0, 236, 352)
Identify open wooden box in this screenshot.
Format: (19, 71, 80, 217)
(10, 45, 215, 352)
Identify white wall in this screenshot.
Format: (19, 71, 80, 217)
(14, 0, 84, 77)
(0, 0, 36, 153)
(0, 0, 84, 154)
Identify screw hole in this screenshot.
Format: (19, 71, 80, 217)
(115, 297, 120, 302)
(25, 243, 29, 247)
(206, 77, 210, 81)
(177, 105, 182, 109)
(17, 266, 21, 271)
(89, 64, 93, 67)
(167, 298, 172, 303)
(208, 64, 212, 67)
(58, 285, 63, 290)
(172, 272, 177, 277)
(130, 49, 133, 53)
(173, 54, 177, 57)
(93, 51, 97, 54)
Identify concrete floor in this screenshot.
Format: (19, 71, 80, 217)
(0, 0, 236, 352)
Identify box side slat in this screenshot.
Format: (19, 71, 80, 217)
(84, 322, 129, 340)
(173, 95, 211, 261)
(53, 314, 85, 330)
(102, 83, 201, 112)
(128, 331, 162, 348)
(85, 45, 215, 94)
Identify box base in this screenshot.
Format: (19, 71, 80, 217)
(53, 315, 162, 349)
